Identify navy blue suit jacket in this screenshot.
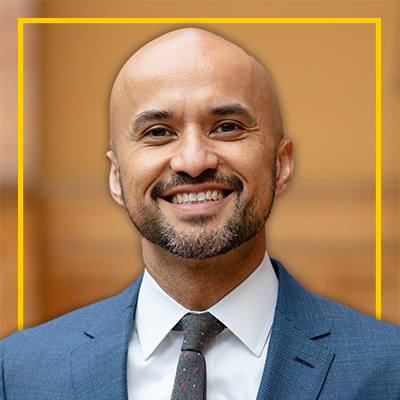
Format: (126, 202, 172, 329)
(1, 259, 400, 399)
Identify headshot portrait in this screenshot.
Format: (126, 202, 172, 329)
(1, 16, 399, 400)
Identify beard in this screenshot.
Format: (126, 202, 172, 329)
(119, 160, 276, 260)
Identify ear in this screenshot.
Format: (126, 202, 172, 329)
(274, 139, 294, 198)
(106, 150, 125, 207)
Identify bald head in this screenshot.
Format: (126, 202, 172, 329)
(106, 28, 294, 262)
(110, 28, 283, 153)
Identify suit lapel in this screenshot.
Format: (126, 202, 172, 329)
(68, 261, 335, 399)
(257, 260, 335, 400)
(70, 277, 142, 400)
(257, 311, 334, 400)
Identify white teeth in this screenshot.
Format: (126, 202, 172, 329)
(171, 190, 226, 204)
(197, 192, 206, 201)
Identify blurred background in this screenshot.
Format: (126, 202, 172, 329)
(1, 1, 399, 339)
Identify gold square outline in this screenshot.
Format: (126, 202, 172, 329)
(17, 17, 382, 330)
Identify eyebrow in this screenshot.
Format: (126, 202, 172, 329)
(207, 103, 257, 125)
(132, 109, 175, 132)
(130, 103, 256, 134)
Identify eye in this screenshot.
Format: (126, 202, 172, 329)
(214, 122, 244, 134)
(141, 126, 176, 145)
(145, 127, 170, 138)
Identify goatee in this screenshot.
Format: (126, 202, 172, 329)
(119, 164, 276, 260)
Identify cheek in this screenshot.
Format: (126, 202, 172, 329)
(119, 148, 171, 198)
(223, 140, 274, 185)
(240, 149, 276, 210)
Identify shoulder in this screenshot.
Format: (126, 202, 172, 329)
(309, 287, 400, 346)
(271, 257, 400, 357)
(269, 259, 400, 397)
(0, 277, 142, 398)
(1, 275, 142, 357)
(313, 292, 400, 396)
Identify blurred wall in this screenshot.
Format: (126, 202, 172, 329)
(1, 0, 399, 339)
(1, 0, 40, 339)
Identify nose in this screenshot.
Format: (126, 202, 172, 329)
(169, 129, 219, 177)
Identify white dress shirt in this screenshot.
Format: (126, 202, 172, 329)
(127, 252, 278, 400)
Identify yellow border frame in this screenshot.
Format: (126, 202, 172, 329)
(17, 17, 382, 331)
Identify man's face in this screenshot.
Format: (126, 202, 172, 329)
(108, 31, 291, 259)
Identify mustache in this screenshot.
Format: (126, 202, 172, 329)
(151, 170, 243, 200)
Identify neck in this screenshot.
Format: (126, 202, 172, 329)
(141, 231, 266, 311)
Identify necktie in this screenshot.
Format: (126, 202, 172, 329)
(171, 312, 226, 400)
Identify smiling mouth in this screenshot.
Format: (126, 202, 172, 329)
(164, 189, 231, 205)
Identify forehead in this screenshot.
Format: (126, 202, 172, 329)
(124, 63, 262, 118)
(110, 32, 275, 136)
(130, 30, 250, 80)
(129, 69, 256, 113)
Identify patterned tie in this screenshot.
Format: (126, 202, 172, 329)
(170, 312, 226, 400)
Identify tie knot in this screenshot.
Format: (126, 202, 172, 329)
(174, 312, 225, 353)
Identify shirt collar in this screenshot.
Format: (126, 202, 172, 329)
(135, 252, 278, 360)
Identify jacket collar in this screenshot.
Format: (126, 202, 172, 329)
(70, 276, 143, 400)
(69, 260, 335, 400)
(256, 259, 335, 399)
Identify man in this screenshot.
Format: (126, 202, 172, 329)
(1, 28, 399, 399)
